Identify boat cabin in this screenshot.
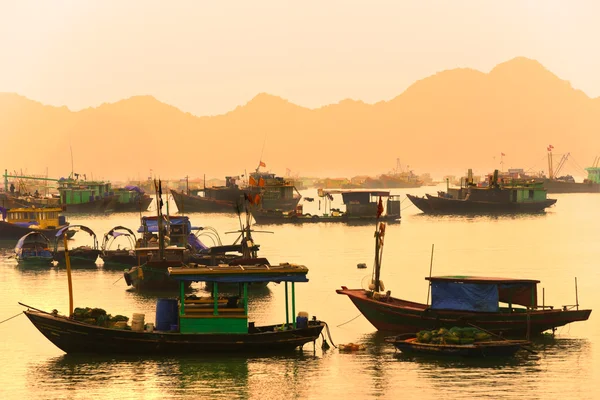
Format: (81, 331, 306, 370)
(317, 189, 402, 217)
(169, 264, 309, 334)
(5, 207, 65, 229)
(57, 179, 113, 205)
(426, 276, 540, 312)
(138, 216, 196, 247)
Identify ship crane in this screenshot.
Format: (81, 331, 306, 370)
(554, 153, 570, 178)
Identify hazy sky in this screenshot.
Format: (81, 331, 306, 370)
(1, 1, 599, 116)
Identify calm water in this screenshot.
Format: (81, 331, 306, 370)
(1, 186, 599, 399)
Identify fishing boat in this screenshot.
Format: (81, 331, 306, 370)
(20, 251, 326, 354)
(386, 337, 530, 357)
(113, 185, 153, 212)
(0, 206, 69, 240)
(336, 222, 591, 337)
(251, 190, 401, 224)
(56, 177, 119, 213)
(100, 226, 138, 267)
(14, 232, 54, 266)
(53, 225, 101, 266)
(407, 169, 556, 214)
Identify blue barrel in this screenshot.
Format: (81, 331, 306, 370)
(58, 216, 66, 225)
(296, 316, 308, 329)
(155, 298, 179, 331)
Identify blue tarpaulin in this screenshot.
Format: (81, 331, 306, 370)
(431, 282, 499, 312)
(187, 234, 208, 251)
(138, 217, 192, 233)
(124, 185, 145, 194)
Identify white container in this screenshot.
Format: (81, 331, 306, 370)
(131, 313, 145, 332)
(145, 323, 154, 332)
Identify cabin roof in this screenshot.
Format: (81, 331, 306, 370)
(8, 207, 63, 212)
(426, 276, 540, 285)
(168, 263, 309, 283)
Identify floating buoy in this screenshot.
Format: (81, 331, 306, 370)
(357, 263, 367, 269)
(339, 343, 367, 352)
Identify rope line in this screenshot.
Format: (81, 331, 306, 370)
(336, 313, 363, 327)
(0, 312, 23, 325)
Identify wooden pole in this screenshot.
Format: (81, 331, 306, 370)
(285, 282, 289, 327)
(543, 287, 545, 310)
(64, 234, 74, 317)
(575, 277, 579, 310)
(292, 282, 296, 329)
(426, 244, 435, 306)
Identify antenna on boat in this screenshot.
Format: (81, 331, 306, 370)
(64, 233, 74, 317)
(426, 244, 435, 306)
(69, 144, 74, 179)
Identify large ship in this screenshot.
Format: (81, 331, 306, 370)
(361, 159, 423, 189)
(171, 164, 301, 213)
(541, 148, 600, 193)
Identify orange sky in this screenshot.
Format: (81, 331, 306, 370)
(1, 1, 599, 116)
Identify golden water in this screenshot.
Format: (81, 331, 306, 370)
(1, 186, 598, 399)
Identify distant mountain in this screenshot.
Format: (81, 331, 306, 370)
(1, 57, 599, 181)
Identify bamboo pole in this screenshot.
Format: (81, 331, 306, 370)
(285, 282, 289, 327)
(64, 235, 74, 317)
(575, 277, 579, 310)
(426, 244, 435, 306)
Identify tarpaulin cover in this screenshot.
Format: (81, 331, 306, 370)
(187, 234, 208, 251)
(124, 185, 145, 194)
(13, 221, 39, 228)
(0, 207, 7, 220)
(56, 225, 96, 238)
(498, 283, 536, 307)
(170, 273, 309, 284)
(431, 282, 499, 312)
(15, 232, 49, 250)
(138, 217, 192, 233)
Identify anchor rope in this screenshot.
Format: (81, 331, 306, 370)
(0, 312, 23, 325)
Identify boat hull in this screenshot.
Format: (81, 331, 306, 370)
(53, 249, 100, 266)
(252, 212, 401, 225)
(100, 251, 138, 267)
(171, 189, 241, 213)
(62, 195, 119, 213)
(388, 337, 527, 357)
(336, 288, 591, 337)
(124, 264, 192, 291)
(24, 310, 325, 355)
(542, 179, 600, 194)
(0, 221, 70, 241)
(407, 194, 556, 214)
(113, 195, 153, 212)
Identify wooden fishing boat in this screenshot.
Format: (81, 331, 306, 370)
(14, 232, 54, 266)
(386, 337, 529, 357)
(0, 207, 69, 240)
(407, 170, 557, 214)
(52, 225, 101, 266)
(251, 190, 401, 225)
(100, 226, 138, 267)
(112, 185, 153, 212)
(57, 178, 119, 213)
(337, 222, 591, 337)
(20, 261, 326, 354)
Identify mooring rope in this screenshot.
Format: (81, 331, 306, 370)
(336, 313, 362, 327)
(0, 312, 23, 325)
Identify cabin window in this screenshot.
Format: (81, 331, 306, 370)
(528, 190, 534, 199)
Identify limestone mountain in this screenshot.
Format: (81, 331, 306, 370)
(1, 57, 599, 181)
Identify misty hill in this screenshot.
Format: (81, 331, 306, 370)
(1, 57, 599, 181)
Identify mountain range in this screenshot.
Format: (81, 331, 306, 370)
(1, 57, 599, 181)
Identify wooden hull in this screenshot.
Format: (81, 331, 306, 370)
(388, 337, 527, 357)
(100, 250, 138, 267)
(252, 212, 401, 225)
(336, 288, 591, 337)
(113, 195, 153, 212)
(16, 256, 54, 266)
(23, 309, 325, 355)
(124, 264, 192, 291)
(171, 189, 240, 213)
(53, 249, 100, 266)
(0, 221, 69, 241)
(407, 194, 556, 214)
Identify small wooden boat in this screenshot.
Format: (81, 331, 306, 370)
(21, 248, 326, 355)
(386, 337, 530, 357)
(14, 232, 53, 266)
(100, 226, 138, 267)
(337, 220, 592, 337)
(53, 225, 101, 266)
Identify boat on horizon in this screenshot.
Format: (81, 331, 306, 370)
(407, 169, 557, 214)
(251, 190, 401, 224)
(336, 221, 591, 337)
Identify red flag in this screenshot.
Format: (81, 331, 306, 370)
(376, 196, 384, 218)
(254, 194, 261, 205)
(258, 177, 265, 187)
(249, 176, 257, 186)
(259, 161, 266, 167)
(501, 152, 505, 156)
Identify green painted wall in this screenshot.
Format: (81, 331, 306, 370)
(180, 316, 248, 334)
